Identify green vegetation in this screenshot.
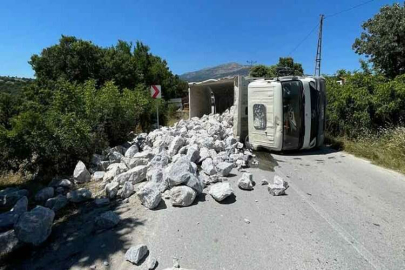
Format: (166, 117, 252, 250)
(326, 3, 405, 173)
(353, 3, 405, 79)
(249, 57, 304, 77)
(0, 76, 33, 95)
(0, 36, 188, 180)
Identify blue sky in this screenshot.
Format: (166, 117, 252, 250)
(0, 0, 399, 78)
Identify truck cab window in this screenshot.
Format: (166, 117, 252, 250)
(253, 104, 266, 130)
(282, 81, 304, 150)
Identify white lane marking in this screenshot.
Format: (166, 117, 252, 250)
(275, 168, 388, 270)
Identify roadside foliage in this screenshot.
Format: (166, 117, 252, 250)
(0, 36, 188, 179)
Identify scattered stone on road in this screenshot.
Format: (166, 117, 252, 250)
(147, 256, 157, 269)
(170, 186, 197, 207)
(216, 162, 234, 177)
(268, 175, 289, 196)
(209, 182, 234, 202)
(125, 244, 149, 265)
(14, 206, 55, 246)
(238, 173, 254, 190)
(95, 211, 120, 230)
(244, 218, 250, 224)
(261, 179, 269, 185)
(173, 257, 180, 268)
(137, 182, 162, 209)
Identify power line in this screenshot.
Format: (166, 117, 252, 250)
(325, 0, 376, 19)
(288, 0, 377, 56)
(247, 60, 257, 67)
(288, 23, 319, 56)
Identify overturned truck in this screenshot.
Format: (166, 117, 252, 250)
(188, 76, 326, 151)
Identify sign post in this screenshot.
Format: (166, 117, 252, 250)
(150, 85, 161, 128)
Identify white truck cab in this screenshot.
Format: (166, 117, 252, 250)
(248, 76, 326, 151)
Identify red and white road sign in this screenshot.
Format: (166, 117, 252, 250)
(150, 85, 161, 99)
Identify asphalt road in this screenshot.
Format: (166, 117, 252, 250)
(16, 147, 405, 270)
(112, 147, 405, 270)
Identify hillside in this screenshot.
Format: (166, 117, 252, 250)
(0, 76, 33, 95)
(180, 62, 251, 82)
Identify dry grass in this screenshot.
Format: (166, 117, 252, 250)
(0, 171, 27, 189)
(327, 127, 405, 174)
(167, 111, 189, 127)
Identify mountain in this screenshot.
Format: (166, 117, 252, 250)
(179, 62, 251, 82)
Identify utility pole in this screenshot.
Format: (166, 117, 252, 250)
(247, 60, 257, 68)
(314, 14, 324, 77)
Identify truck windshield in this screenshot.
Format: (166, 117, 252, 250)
(282, 81, 304, 150)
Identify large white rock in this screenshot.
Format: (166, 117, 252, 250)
(209, 182, 234, 202)
(168, 136, 185, 157)
(268, 175, 289, 196)
(214, 140, 226, 152)
(67, 188, 92, 203)
(147, 168, 168, 193)
(103, 163, 128, 182)
(73, 161, 91, 183)
(167, 156, 195, 187)
(216, 162, 234, 177)
(14, 206, 55, 246)
(48, 178, 73, 189)
(170, 186, 197, 207)
(137, 182, 162, 209)
(238, 173, 254, 190)
(147, 256, 157, 270)
(124, 144, 139, 158)
(186, 147, 200, 163)
(92, 171, 105, 182)
(198, 147, 210, 163)
(115, 165, 148, 185)
(120, 182, 135, 198)
(183, 173, 204, 194)
(0, 196, 28, 232)
(95, 211, 120, 229)
(45, 195, 68, 212)
(201, 158, 217, 175)
(125, 244, 149, 265)
(0, 230, 24, 258)
(122, 157, 149, 169)
(35, 187, 54, 202)
(105, 182, 120, 199)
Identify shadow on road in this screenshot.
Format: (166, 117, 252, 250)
(218, 194, 237, 205)
(279, 146, 341, 157)
(1, 200, 145, 270)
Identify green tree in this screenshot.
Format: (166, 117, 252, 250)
(249, 57, 304, 77)
(353, 3, 405, 78)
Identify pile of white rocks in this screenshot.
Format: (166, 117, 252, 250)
(86, 107, 254, 209)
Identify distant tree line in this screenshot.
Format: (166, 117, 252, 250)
(249, 57, 304, 78)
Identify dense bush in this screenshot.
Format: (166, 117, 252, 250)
(326, 72, 405, 138)
(0, 36, 188, 179)
(0, 79, 151, 176)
